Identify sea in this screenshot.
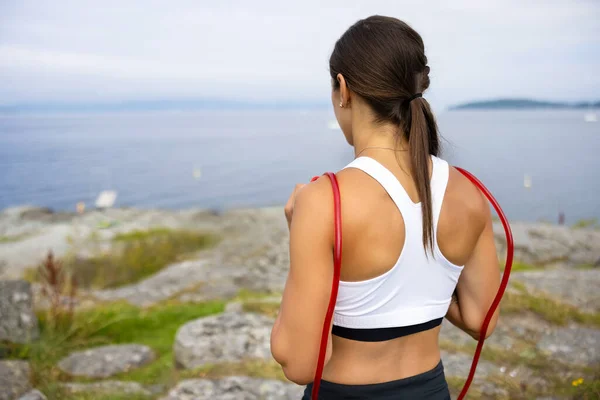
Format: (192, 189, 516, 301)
(0, 109, 598, 224)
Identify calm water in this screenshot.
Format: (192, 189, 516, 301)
(0, 110, 598, 223)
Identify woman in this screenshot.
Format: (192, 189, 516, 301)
(270, 16, 501, 399)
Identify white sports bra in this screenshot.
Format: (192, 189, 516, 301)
(332, 155, 464, 342)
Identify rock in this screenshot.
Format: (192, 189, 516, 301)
(57, 344, 155, 378)
(93, 259, 243, 307)
(62, 381, 153, 396)
(511, 268, 600, 312)
(0, 280, 39, 344)
(442, 351, 550, 397)
(160, 376, 303, 400)
(0, 360, 31, 400)
(441, 351, 495, 379)
(224, 301, 244, 313)
(17, 389, 47, 400)
(493, 222, 600, 266)
(537, 325, 600, 366)
(174, 312, 273, 370)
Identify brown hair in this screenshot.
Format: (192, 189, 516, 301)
(330, 15, 440, 253)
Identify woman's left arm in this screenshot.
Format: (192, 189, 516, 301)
(270, 178, 335, 385)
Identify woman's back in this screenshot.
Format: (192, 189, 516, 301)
(323, 150, 489, 385)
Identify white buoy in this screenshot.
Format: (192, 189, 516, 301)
(193, 167, 202, 180)
(95, 191, 117, 209)
(584, 112, 598, 123)
(523, 174, 532, 189)
(327, 120, 341, 130)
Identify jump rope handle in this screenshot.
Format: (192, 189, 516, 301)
(309, 169, 514, 400)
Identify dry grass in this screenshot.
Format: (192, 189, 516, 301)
(501, 290, 600, 327)
(25, 228, 218, 289)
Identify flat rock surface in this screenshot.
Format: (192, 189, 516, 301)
(17, 389, 47, 400)
(493, 222, 600, 266)
(61, 380, 154, 396)
(0, 360, 31, 400)
(537, 325, 600, 366)
(174, 311, 273, 370)
(511, 268, 600, 312)
(57, 344, 155, 378)
(0, 280, 39, 344)
(160, 376, 304, 400)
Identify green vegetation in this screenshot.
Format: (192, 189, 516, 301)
(26, 228, 218, 289)
(5, 300, 225, 399)
(242, 301, 280, 318)
(0, 233, 29, 243)
(233, 289, 279, 302)
(504, 261, 540, 272)
(193, 359, 285, 381)
(501, 289, 600, 327)
(575, 264, 596, 270)
(572, 218, 599, 229)
(61, 393, 151, 400)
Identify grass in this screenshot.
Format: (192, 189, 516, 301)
(501, 289, 600, 327)
(575, 264, 596, 270)
(61, 393, 151, 400)
(233, 288, 280, 302)
(5, 300, 225, 399)
(504, 261, 540, 272)
(26, 228, 218, 289)
(242, 301, 280, 318)
(192, 359, 286, 381)
(572, 218, 599, 229)
(441, 335, 599, 399)
(0, 233, 30, 243)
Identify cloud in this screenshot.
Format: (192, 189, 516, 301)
(0, 0, 598, 107)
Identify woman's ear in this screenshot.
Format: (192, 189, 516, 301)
(337, 73, 351, 108)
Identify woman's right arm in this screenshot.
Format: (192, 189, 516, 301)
(445, 201, 501, 340)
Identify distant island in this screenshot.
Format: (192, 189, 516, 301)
(449, 98, 600, 110)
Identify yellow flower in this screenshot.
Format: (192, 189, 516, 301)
(571, 378, 584, 387)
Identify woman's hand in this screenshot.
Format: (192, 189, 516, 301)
(284, 184, 306, 229)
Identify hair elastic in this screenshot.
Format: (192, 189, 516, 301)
(407, 93, 423, 103)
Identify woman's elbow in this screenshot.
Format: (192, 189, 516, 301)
(467, 313, 499, 340)
(282, 365, 314, 386)
(271, 339, 313, 385)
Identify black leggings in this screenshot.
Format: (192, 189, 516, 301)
(302, 360, 450, 400)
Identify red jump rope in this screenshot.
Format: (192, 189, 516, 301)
(310, 168, 514, 400)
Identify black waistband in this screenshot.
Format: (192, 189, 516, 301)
(332, 317, 443, 342)
(303, 360, 449, 399)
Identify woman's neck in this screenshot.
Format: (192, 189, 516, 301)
(353, 132, 409, 158)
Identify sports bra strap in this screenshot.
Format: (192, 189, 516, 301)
(344, 157, 419, 211)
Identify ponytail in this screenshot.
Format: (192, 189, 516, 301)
(404, 93, 440, 255)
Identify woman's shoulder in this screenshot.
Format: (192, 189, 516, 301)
(445, 166, 491, 225)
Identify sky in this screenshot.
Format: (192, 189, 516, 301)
(0, 0, 599, 110)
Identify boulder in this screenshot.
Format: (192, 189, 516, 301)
(61, 381, 154, 396)
(160, 376, 303, 400)
(57, 344, 155, 378)
(0, 360, 31, 400)
(17, 389, 47, 400)
(0, 280, 39, 344)
(174, 312, 273, 370)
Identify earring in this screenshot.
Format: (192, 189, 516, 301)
(339, 102, 343, 108)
